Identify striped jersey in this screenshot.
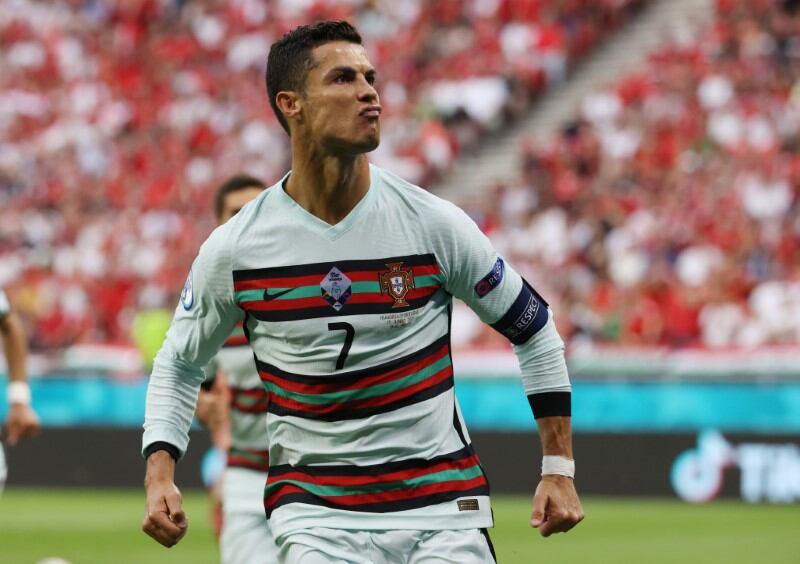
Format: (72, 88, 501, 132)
(144, 164, 568, 541)
(206, 321, 270, 514)
(207, 321, 270, 473)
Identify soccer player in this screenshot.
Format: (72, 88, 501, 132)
(1, 287, 40, 446)
(195, 174, 277, 563)
(142, 20, 583, 562)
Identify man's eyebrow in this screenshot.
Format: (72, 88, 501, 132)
(326, 65, 377, 76)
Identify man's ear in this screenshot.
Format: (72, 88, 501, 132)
(276, 91, 302, 127)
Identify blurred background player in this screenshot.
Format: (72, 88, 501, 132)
(194, 174, 275, 564)
(1, 287, 40, 447)
(1, 286, 40, 493)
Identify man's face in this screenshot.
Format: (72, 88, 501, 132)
(298, 41, 381, 154)
(219, 186, 264, 224)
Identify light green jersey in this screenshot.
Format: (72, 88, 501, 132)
(144, 164, 569, 541)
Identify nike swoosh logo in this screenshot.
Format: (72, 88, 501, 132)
(263, 288, 295, 301)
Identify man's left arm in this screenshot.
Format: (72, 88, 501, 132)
(436, 202, 583, 537)
(530, 415, 583, 536)
(0, 299, 40, 446)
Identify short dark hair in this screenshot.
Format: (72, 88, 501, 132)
(214, 174, 266, 219)
(266, 20, 362, 134)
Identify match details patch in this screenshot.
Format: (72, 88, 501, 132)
(180, 269, 194, 310)
(474, 257, 505, 298)
(457, 498, 480, 511)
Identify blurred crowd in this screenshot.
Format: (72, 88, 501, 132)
(0, 0, 641, 351)
(456, 0, 800, 350)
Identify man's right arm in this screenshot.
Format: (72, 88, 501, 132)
(196, 360, 231, 452)
(142, 224, 239, 547)
(142, 450, 187, 547)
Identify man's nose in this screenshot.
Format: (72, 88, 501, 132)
(357, 77, 378, 102)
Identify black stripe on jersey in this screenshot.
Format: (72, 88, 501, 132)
(268, 445, 478, 478)
(480, 529, 498, 563)
(233, 253, 438, 281)
(446, 303, 470, 448)
(267, 376, 454, 422)
(490, 278, 549, 345)
(528, 391, 571, 418)
(266, 485, 490, 517)
(247, 293, 439, 322)
(256, 334, 449, 386)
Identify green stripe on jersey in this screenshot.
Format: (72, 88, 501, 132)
(235, 275, 444, 304)
(265, 464, 483, 498)
(263, 355, 451, 405)
(236, 289, 264, 303)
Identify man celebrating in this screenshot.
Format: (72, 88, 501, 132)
(1, 287, 40, 446)
(142, 21, 582, 563)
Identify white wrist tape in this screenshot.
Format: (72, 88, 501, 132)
(7, 382, 31, 406)
(542, 455, 575, 478)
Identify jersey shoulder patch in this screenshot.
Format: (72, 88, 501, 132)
(181, 270, 194, 310)
(474, 257, 505, 298)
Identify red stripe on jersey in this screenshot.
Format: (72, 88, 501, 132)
(266, 365, 453, 415)
(240, 284, 440, 312)
(264, 475, 487, 509)
(269, 454, 481, 488)
(233, 265, 442, 292)
(259, 344, 449, 394)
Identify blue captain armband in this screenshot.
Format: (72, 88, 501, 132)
(489, 279, 549, 345)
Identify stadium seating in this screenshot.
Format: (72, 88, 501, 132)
(0, 0, 642, 351)
(455, 0, 800, 349)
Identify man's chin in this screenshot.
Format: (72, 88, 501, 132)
(359, 136, 380, 154)
(328, 135, 380, 156)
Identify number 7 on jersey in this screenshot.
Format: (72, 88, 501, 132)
(327, 322, 355, 370)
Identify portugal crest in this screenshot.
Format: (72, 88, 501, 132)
(379, 262, 415, 308)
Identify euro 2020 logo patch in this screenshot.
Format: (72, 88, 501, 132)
(320, 267, 352, 311)
(181, 269, 194, 310)
(379, 262, 415, 308)
(474, 257, 504, 298)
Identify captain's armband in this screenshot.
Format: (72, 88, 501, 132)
(490, 279, 549, 345)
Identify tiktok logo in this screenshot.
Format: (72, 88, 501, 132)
(671, 430, 736, 503)
(672, 430, 800, 503)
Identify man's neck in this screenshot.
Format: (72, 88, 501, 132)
(285, 148, 371, 225)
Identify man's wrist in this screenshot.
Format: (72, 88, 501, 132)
(542, 455, 575, 478)
(143, 441, 180, 462)
(144, 447, 178, 485)
(7, 381, 31, 406)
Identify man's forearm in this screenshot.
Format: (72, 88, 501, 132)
(1, 313, 28, 383)
(536, 416, 573, 458)
(142, 343, 206, 457)
(145, 450, 177, 485)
